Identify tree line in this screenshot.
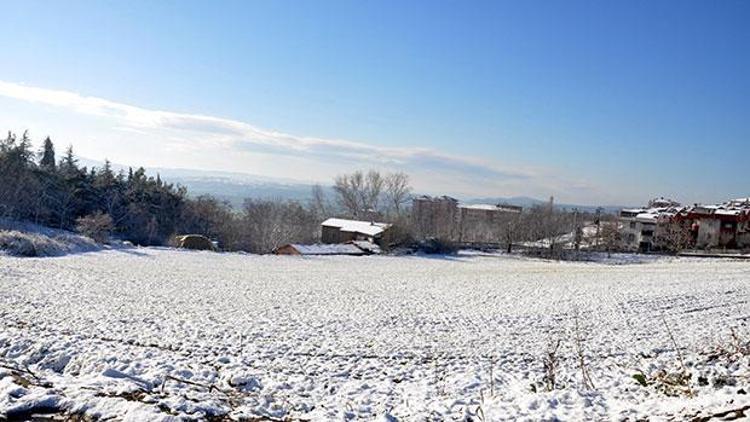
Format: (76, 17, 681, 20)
(1, 132, 189, 245)
(3, 130, 624, 255)
(0, 132, 415, 252)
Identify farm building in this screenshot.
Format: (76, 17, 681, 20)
(320, 218, 392, 245)
(274, 243, 366, 256)
(274, 241, 381, 256)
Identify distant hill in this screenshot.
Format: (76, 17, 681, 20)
(79, 158, 627, 212)
(163, 176, 322, 207)
(78, 158, 325, 208)
(463, 197, 627, 214)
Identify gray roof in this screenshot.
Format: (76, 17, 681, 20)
(283, 243, 365, 255)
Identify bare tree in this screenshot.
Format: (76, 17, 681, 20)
(362, 171, 384, 214)
(520, 203, 573, 254)
(599, 218, 621, 256)
(333, 171, 364, 217)
(333, 170, 411, 218)
(310, 184, 332, 220)
(383, 172, 411, 217)
(500, 213, 521, 253)
(656, 218, 693, 254)
(242, 199, 318, 253)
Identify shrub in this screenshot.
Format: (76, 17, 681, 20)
(0, 230, 98, 257)
(0, 231, 37, 256)
(75, 212, 113, 244)
(415, 237, 458, 254)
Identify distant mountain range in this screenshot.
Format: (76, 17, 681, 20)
(79, 158, 628, 212)
(463, 197, 627, 214)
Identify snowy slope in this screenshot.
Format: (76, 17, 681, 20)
(0, 219, 100, 257)
(1, 250, 749, 420)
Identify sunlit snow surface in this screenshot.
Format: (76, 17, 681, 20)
(1, 249, 749, 420)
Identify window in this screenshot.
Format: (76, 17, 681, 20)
(629, 221, 636, 229)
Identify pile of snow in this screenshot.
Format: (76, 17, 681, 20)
(1, 250, 749, 420)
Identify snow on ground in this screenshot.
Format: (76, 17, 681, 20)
(1, 249, 749, 421)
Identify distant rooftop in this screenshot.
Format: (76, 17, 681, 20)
(459, 203, 522, 213)
(280, 243, 364, 256)
(321, 218, 391, 237)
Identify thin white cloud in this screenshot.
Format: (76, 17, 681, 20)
(0, 80, 606, 202)
(0, 81, 535, 177)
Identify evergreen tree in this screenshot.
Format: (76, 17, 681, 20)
(59, 145, 79, 176)
(17, 130, 34, 164)
(1, 130, 247, 247)
(39, 137, 56, 170)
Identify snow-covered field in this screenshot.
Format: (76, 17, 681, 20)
(1, 249, 749, 421)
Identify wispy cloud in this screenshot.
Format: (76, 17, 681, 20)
(0, 81, 533, 175)
(0, 80, 605, 202)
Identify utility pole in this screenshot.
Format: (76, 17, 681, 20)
(595, 207, 603, 249)
(573, 208, 583, 252)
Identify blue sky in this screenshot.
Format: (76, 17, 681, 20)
(1, 0, 748, 205)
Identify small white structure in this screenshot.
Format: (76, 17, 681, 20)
(320, 218, 392, 244)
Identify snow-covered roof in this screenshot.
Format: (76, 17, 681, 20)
(284, 243, 364, 255)
(459, 204, 522, 213)
(647, 197, 681, 208)
(414, 195, 458, 203)
(321, 218, 391, 237)
(460, 204, 497, 211)
(622, 208, 663, 221)
(635, 213, 658, 223)
(349, 240, 381, 254)
(714, 209, 743, 217)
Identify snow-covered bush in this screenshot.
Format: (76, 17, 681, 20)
(0, 231, 37, 256)
(0, 230, 99, 257)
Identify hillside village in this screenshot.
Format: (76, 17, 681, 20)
(273, 194, 750, 257)
(619, 197, 750, 252)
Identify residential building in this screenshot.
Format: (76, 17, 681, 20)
(412, 195, 522, 244)
(618, 197, 750, 251)
(457, 203, 522, 244)
(412, 195, 459, 240)
(619, 208, 660, 251)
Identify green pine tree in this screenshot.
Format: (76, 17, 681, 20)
(39, 137, 56, 169)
